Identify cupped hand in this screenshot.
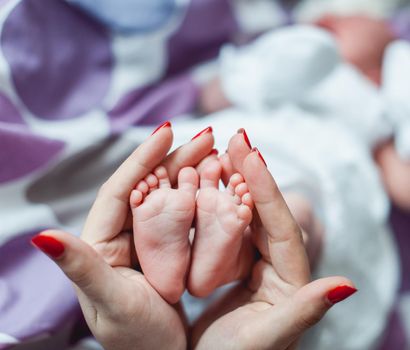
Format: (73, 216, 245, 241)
(191, 132, 357, 350)
(31, 123, 214, 350)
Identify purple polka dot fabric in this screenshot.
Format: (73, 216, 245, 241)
(0, 0, 244, 348)
(1, 0, 113, 120)
(0, 124, 65, 184)
(108, 73, 199, 133)
(0, 231, 81, 342)
(0, 93, 24, 124)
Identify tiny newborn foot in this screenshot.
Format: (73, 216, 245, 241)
(188, 159, 254, 297)
(130, 166, 198, 303)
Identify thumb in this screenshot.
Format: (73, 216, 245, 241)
(273, 276, 357, 346)
(31, 230, 119, 305)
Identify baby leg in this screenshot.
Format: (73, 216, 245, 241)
(375, 140, 410, 212)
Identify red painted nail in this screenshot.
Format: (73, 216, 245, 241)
(31, 234, 65, 259)
(237, 128, 252, 149)
(151, 121, 171, 135)
(191, 126, 213, 140)
(252, 147, 267, 167)
(327, 285, 357, 305)
(210, 148, 218, 156)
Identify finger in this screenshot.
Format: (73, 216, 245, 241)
(162, 129, 214, 184)
(31, 230, 121, 306)
(262, 277, 357, 349)
(83, 125, 173, 243)
(243, 150, 310, 286)
(227, 128, 253, 174)
(83, 125, 214, 245)
(220, 152, 235, 186)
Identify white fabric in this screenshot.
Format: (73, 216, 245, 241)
(220, 25, 410, 154)
(383, 40, 410, 160)
(172, 107, 399, 350)
(293, 0, 406, 22)
(219, 26, 340, 111)
(305, 63, 393, 149)
(0, 333, 18, 346)
(230, 0, 287, 34)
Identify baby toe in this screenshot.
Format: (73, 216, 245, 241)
(199, 159, 222, 189)
(178, 167, 199, 195)
(136, 180, 149, 195)
(227, 173, 244, 194)
(154, 166, 171, 188)
(234, 182, 248, 198)
(241, 192, 254, 209)
(130, 189, 144, 209)
(237, 203, 253, 224)
(145, 173, 159, 190)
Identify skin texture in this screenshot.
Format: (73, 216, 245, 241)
(192, 133, 355, 349)
(189, 155, 254, 297)
(34, 127, 356, 350)
(375, 140, 410, 212)
(36, 126, 214, 350)
(131, 165, 199, 304)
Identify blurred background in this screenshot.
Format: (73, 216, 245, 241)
(0, 0, 410, 349)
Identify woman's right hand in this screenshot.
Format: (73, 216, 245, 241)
(31, 124, 214, 350)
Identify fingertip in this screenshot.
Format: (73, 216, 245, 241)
(296, 276, 357, 308)
(31, 231, 65, 259)
(151, 121, 172, 136)
(326, 284, 358, 306)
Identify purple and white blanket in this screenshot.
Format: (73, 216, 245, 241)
(0, 0, 409, 349)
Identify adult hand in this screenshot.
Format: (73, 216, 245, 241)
(192, 132, 357, 349)
(31, 123, 214, 350)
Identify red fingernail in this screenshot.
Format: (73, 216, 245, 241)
(210, 148, 218, 156)
(327, 285, 357, 305)
(191, 126, 212, 140)
(31, 234, 65, 259)
(237, 128, 252, 149)
(151, 121, 171, 135)
(252, 147, 267, 167)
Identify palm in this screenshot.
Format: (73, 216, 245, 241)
(79, 256, 186, 349)
(193, 260, 298, 350)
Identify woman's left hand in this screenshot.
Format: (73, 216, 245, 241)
(192, 134, 356, 350)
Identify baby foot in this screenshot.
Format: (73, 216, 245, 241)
(130, 166, 198, 304)
(188, 159, 254, 297)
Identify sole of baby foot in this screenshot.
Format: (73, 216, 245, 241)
(131, 166, 198, 304)
(188, 161, 254, 297)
